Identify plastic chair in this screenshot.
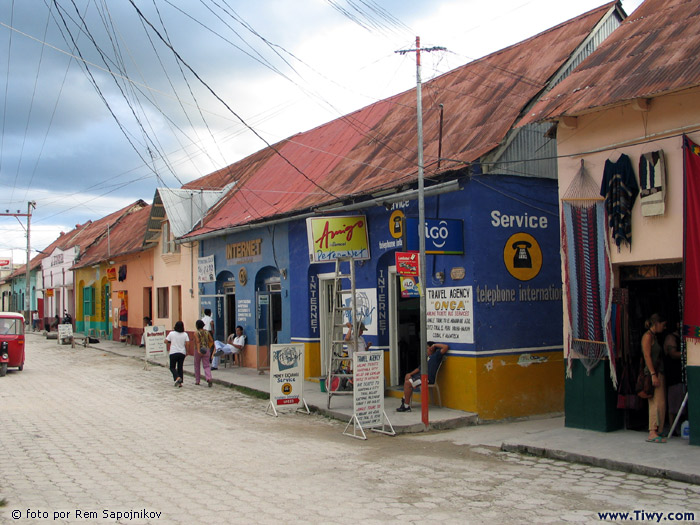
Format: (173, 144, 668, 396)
(428, 358, 444, 407)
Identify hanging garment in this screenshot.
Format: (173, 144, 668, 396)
(639, 150, 666, 217)
(683, 136, 700, 340)
(600, 153, 639, 250)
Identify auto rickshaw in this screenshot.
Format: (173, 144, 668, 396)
(0, 312, 25, 377)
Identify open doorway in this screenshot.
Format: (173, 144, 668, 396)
(225, 286, 236, 338)
(389, 273, 422, 387)
(619, 263, 683, 431)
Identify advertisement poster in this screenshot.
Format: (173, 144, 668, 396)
(426, 286, 474, 344)
(198, 255, 216, 283)
(400, 276, 421, 298)
(353, 351, 384, 428)
(343, 288, 377, 336)
(306, 215, 370, 263)
(395, 251, 419, 276)
(144, 325, 166, 357)
(269, 343, 305, 410)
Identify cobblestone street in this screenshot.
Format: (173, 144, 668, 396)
(1, 336, 699, 524)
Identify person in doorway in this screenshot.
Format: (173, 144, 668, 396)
(140, 316, 152, 348)
(201, 309, 214, 337)
(166, 321, 189, 387)
(642, 313, 667, 442)
(664, 320, 686, 434)
(50, 314, 60, 331)
(194, 319, 214, 387)
(31, 311, 40, 331)
(397, 342, 449, 413)
(212, 325, 245, 369)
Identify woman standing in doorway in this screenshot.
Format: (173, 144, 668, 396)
(194, 319, 214, 387)
(642, 313, 667, 443)
(166, 321, 189, 388)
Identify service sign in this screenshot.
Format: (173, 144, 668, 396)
(106, 267, 117, 281)
(395, 251, 419, 277)
(306, 215, 370, 263)
(269, 343, 305, 409)
(405, 218, 464, 254)
(144, 325, 166, 357)
(0, 258, 11, 267)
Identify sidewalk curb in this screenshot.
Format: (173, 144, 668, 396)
(501, 442, 700, 485)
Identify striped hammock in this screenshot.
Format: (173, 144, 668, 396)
(562, 201, 616, 387)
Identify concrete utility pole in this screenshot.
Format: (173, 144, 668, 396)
(396, 37, 446, 428)
(0, 201, 35, 321)
(25, 201, 36, 322)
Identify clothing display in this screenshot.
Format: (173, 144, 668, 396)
(600, 153, 639, 250)
(639, 150, 666, 217)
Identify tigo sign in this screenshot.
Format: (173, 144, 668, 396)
(406, 218, 464, 254)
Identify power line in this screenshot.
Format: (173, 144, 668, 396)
(127, 0, 340, 201)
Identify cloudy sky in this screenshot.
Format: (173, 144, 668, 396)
(0, 0, 643, 263)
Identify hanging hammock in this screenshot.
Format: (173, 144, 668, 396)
(561, 160, 617, 388)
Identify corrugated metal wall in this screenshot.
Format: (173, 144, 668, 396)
(488, 122, 557, 179)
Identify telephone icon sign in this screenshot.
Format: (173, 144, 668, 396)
(503, 233, 542, 281)
(512, 241, 533, 268)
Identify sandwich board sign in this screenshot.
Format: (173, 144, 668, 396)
(266, 343, 309, 416)
(144, 325, 166, 358)
(58, 323, 73, 345)
(343, 351, 395, 440)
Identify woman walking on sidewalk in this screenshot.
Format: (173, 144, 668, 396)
(193, 319, 214, 387)
(166, 321, 189, 388)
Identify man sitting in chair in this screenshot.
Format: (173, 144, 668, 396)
(212, 325, 245, 370)
(396, 342, 448, 412)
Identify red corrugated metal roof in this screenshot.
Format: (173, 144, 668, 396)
(73, 205, 152, 268)
(186, 2, 617, 238)
(521, 0, 700, 124)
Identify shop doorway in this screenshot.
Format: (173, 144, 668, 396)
(255, 275, 282, 372)
(225, 286, 236, 339)
(389, 272, 422, 387)
(619, 263, 683, 431)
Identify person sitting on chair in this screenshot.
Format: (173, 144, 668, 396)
(212, 325, 245, 369)
(396, 342, 449, 412)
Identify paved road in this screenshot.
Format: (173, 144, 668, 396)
(1, 335, 699, 524)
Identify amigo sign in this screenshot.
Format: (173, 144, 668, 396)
(306, 215, 370, 263)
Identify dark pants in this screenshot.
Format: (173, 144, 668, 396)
(169, 353, 185, 382)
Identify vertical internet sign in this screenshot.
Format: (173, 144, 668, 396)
(306, 216, 370, 263)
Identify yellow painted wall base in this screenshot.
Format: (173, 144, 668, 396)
(436, 352, 564, 420)
(288, 341, 563, 420)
